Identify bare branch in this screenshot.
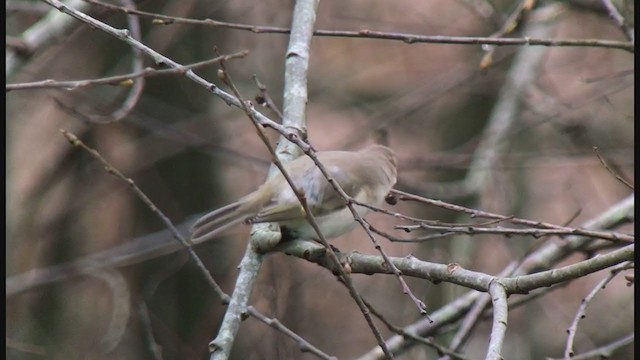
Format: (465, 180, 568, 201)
(396, 223, 633, 243)
(592, 146, 634, 190)
(83, 0, 634, 52)
(278, 241, 633, 295)
(547, 332, 634, 360)
(485, 281, 508, 360)
(7, 0, 90, 76)
(392, 190, 634, 243)
(6, 52, 249, 91)
(563, 262, 631, 358)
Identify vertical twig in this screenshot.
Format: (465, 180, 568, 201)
(209, 2, 326, 360)
(485, 281, 508, 360)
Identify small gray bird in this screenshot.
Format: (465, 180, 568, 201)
(190, 144, 397, 244)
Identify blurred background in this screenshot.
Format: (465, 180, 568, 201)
(6, 0, 634, 359)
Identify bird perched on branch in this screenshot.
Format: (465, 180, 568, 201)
(191, 144, 397, 244)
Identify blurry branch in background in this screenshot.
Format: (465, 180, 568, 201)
(435, 6, 559, 329)
(6, 0, 52, 14)
(461, 4, 556, 198)
(81, 0, 634, 52)
(455, 0, 502, 27)
(57, 129, 336, 360)
(89, 269, 130, 352)
(6, 52, 249, 91)
(479, 0, 536, 69)
(95, 0, 145, 123)
(136, 301, 163, 360)
(5, 222, 191, 296)
(6, 36, 32, 54)
(396, 4, 558, 201)
(60, 129, 229, 302)
(398, 69, 632, 200)
(5, 100, 265, 254)
(563, 261, 632, 358)
(5, 338, 46, 357)
(6, 0, 90, 76)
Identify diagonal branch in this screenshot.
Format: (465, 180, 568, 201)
(6, 52, 248, 91)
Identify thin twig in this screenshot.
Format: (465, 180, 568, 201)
(592, 146, 634, 190)
(83, 0, 634, 53)
(60, 129, 230, 303)
(396, 223, 633, 243)
(480, 0, 536, 69)
(547, 332, 633, 360)
(246, 306, 337, 360)
(369, 223, 456, 243)
(392, 190, 634, 243)
(6, 52, 248, 91)
(563, 262, 631, 359)
(252, 74, 283, 120)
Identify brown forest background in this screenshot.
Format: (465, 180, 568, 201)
(6, 1, 634, 359)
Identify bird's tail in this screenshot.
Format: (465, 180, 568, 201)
(190, 201, 252, 244)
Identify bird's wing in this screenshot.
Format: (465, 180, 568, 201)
(251, 159, 361, 223)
